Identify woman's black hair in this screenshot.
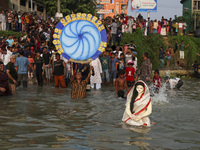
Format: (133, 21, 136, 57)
(130, 82, 145, 114)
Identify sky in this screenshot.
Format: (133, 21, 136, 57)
(127, 0, 183, 20)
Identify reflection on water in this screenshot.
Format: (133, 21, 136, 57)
(0, 79, 200, 149)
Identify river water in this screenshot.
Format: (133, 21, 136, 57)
(0, 79, 199, 150)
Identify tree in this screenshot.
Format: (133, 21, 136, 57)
(36, 0, 98, 16)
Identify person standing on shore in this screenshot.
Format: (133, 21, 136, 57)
(109, 19, 117, 46)
(166, 47, 172, 68)
(158, 47, 165, 68)
(0, 11, 6, 31)
(179, 40, 189, 65)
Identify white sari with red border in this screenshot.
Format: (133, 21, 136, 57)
(122, 80, 152, 126)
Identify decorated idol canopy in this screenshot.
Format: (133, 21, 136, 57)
(53, 13, 107, 63)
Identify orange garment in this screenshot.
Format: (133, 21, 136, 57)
(54, 75, 66, 88)
(25, 15, 29, 24)
(28, 58, 34, 64)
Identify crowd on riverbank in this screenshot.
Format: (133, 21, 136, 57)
(103, 13, 188, 45)
(0, 10, 199, 97)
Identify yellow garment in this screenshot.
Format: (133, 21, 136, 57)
(25, 15, 29, 24)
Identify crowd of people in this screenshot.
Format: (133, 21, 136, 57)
(102, 13, 188, 46)
(0, 10, 188, 98)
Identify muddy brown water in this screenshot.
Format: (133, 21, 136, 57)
(0, 79, 199, 150)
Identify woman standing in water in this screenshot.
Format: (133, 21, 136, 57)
(122, 80, 152, 127)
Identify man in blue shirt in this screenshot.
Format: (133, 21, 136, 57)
(15, 50, 29, 88)
(109, 53, 119, 86)
(6, 35, 13, 47)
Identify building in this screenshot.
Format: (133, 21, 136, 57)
(180, 0, 200, 13)
(0, 0, 46, 20)
(96, 0, 128, 18)
(180, 0, 200, 32)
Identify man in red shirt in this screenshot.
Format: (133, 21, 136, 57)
(125, 60, 137, 88)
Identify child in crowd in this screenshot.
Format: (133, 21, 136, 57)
(118, 53, 125, 70)
(125, 60, 137, 88)
(153, 70, 162, 93)
(28, 54, 34, 79)
(165, 47, 171, 68)
(124, 48, 136, 66)
(164, 76, 183, 89)
(132, 55, 137, 71)
(116, 28, 123, 46)
(109, 53, 119, 86)
(123, 42, 128, 54)
(115, 69, 128, 98)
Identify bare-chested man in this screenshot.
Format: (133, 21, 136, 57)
(116, 70, 128, 98)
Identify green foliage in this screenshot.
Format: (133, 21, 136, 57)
(36, 0, 98, 16)
(0, 31, 21, 38)
(121, 31, 200, 70)
(169, 35, 199, 69)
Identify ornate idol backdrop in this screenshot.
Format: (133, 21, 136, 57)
(53, 13, 107, 63)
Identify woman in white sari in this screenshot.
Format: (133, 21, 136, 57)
(122, 80, 152, 127)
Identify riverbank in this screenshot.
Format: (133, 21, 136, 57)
(121, 29, 200, 70)
(159, 69, 193, 77)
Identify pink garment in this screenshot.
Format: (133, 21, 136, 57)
(157, 25, 161, 34)
(124, 46, 128, 53)
(0, 52, 2, 62)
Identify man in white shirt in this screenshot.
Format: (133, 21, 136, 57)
(127, 16, 133, 33)
(0, 11, 6, 31)
(109, 19, 118, 45)
(2, 47, 13, 66)
(165, 76, 183, 89)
